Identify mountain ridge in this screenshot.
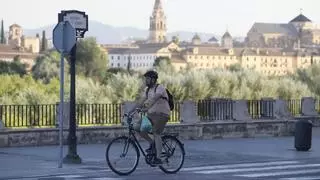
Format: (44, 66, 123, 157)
(22, 20, 245, 44)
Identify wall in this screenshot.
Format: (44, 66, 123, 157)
(0, 119, 296, 147)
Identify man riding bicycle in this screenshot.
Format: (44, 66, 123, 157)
(127, 70, 170, 165)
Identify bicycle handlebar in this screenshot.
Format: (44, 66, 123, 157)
(124, 108, 145, 118)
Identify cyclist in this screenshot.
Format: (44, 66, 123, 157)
(127, 70, 170, 165)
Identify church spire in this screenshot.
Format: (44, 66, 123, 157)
(154, 0, 162, 10)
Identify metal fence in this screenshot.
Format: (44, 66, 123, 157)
(0, 102, 181, 128)
(1, 99, 320, 128)
(197, 99, 233, 121)
(197, 98, 320, 121)
(0, 104, 57, 127)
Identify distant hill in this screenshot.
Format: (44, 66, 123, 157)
(23, 20, 245, 44)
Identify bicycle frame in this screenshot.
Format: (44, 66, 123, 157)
(128, 121, 149, 157)
(124, 110, 152, 158)
(124, 109, 180, 162)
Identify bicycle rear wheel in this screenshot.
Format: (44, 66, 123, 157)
(159, 135, 185, 174)
(106, 136, 140, 175)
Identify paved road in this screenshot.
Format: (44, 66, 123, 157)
(1, 129, 320, 180)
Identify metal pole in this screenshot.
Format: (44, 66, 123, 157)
(69, 43, 77, 158)
(58, 22, 65, 168)
(63, 41, 81, 164)
(58, 51, 64, 168)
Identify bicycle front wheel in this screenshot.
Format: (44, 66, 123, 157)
(106, 136, 140, 176)
(159, 135, 185, 174)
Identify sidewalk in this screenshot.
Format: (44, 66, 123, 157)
(1, 127, 320, 179)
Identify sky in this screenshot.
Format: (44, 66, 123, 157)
(1, 0, 320, 37)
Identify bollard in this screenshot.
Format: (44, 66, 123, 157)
(294, 120, 312, 151)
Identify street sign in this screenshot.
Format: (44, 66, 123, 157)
(53, 21, 76, 54)
(58, 10, 88, 38)
(52, 20, 76, 169)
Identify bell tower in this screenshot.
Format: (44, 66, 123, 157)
(148, 0, 167, 43)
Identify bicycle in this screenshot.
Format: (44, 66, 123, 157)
(105, 108, 185, 176)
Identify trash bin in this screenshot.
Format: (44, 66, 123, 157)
(294, 120, 312, 151)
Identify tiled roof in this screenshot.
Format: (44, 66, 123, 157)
(241, 48, 297, 56)
(108, 46, 165, 54)
(0, 44, 20, 52)
(208, 37, 218, 42)
(183, 47, 243, 56)
(290, 14, 312, 23)
(180, 46, 316, 57)
(250, 23, 298, 36)
(137, 42, 170, 48)
(222, 31, 232, 39)
(0, 53, 38, 59)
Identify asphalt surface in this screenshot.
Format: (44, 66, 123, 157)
(1, 129, 320, 180)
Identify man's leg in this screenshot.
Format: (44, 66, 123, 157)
(138, 131, 153, 144)
(148, 113, 169, 162)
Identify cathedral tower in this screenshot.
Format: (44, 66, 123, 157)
(148, 0, 167, 43)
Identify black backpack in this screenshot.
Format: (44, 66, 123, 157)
(146, 84, 174, 111)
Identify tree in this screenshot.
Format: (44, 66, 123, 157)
(0, 19, 5, 44)
(127, 55, 132, 72)
(172, 36, 180, 44)
(75, 37, 108, 79)
(31, 50, 69, 83)
(153, 56, 171, 67)
(227, 63, 243, 72)
(153, 56, 175, 73)
(41, 30, 47, 52)
(0, 57, 27, 76)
